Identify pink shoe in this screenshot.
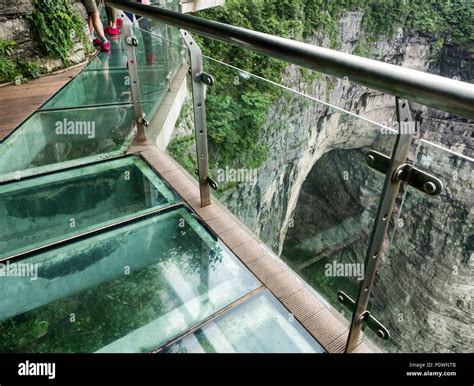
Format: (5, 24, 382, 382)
(105, 27, 120, 35)
(101, 41, 111, 52)
(93, 38, 102, 46)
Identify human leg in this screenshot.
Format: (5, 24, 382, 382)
(104, 6, 120, 35)
(105, 6, 118, 28)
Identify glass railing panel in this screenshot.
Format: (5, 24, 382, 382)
(165, 70, 197, 177)
(0, 207, 260, 353)
(148, 0, 184, 84)
(0, 104, 136, 182)
(132, 25, 185, 118)
(150, 0, 181, 11)
(109, 0, 181, 25)
(0, 155, 180, 259)
(132, 25, 168, 117)
(167, 55, 398, 329)
(367, 140, 473, 353)
(162, 290, 325, 353)
(148, 19, 183, 77)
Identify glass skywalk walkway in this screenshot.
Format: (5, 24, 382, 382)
(0, 13, 324, 354)
(0, 23, 181, 183)
(4, 0, 471, 355)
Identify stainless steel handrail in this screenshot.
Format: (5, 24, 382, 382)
(107, 0, 474, 119)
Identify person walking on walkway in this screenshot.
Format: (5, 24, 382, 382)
(122, 0, 156, 64)
(80, 0, 110, 51)
(104, 5, 120, 36)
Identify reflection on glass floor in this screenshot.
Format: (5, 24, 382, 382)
(41, 67, 166, 111)
(41, 69, 134, 110)
(0, 155, 179, 259)
(163, 290, 325, 353)
(0, 104, 136, 182)
(85, 46, 174, 72)
(0, 204, 325, 353)
(0, 208, 260, 353)
(86, 48, 129, 71)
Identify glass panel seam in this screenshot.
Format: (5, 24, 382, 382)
(151, 286, 266, 353)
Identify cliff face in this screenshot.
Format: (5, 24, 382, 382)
(218, 11, 473, 352)
(0, 0, 86, 76)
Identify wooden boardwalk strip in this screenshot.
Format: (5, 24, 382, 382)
(304, 308, 348, 349)
(281, 288, 326, 322)
(0, 65, 87, 140)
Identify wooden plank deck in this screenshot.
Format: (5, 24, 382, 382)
(0, 64, 86, 141)
(128, 141, 372, 353)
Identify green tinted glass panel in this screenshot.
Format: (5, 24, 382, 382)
(41, 70, 133, 110)
(107, 34, 126, 51)
(163, 290, 325, 353)
(84, 42, 170, 72)
(132, 25, 184, 117)
(41, 54, 167, 112)
(0, 105, 136, 182)
(86, 48, 128, 71)
(0, 156, 179, 258)
(0, 208, 260, 353)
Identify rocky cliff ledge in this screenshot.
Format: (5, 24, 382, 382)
(0, 0, 87, 78)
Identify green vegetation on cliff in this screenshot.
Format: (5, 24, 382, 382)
(362, 0, 473, 45)
(28, 0, 91, 64)
(0, 38, 44, 82)
(0, 0, 93, 82)
(197, 0, 472, 71)
(169, 0, 472, 183)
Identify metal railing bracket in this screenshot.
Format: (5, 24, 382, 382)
(338, 291, 391, 341)
(366, 150, 443, 196)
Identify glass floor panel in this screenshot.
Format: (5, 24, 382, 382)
(40, 68, 166, 111)
(0, 105, 136, 182)
(163, 290, 325, 353)
(0, 207, 260, 353)
(41, 70, 134, 110)
(86, 49, 129, 71)
(0, 155, 179, 259)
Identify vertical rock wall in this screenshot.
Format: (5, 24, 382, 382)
(219, 11, 473, 352)
(0, 0, 87, 76)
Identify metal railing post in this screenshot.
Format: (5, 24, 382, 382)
(345, 98, 415, 352)
(181, 30, 213, 207)
(123, 22, 148, 142)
